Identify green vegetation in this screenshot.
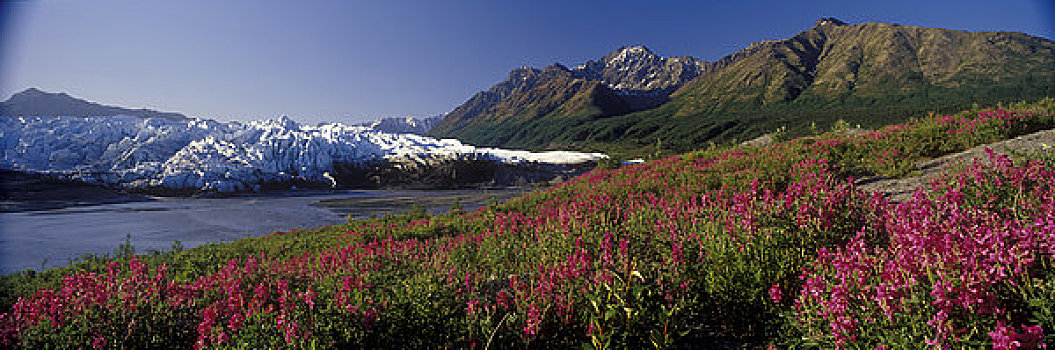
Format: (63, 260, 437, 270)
(2, 99, 1055, 348)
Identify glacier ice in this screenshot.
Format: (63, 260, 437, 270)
(0, 115, 605, 192)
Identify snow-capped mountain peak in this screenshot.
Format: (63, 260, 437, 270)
(571, 46, 704, 93)
(354, 115, 441, 135)
(609, 45, 657, 63)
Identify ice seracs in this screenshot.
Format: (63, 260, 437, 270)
(0, 115, 605, 192)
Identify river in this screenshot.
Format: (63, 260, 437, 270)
(0, 189, 525, 273)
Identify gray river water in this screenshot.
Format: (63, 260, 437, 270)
(0, 190, 523, 273)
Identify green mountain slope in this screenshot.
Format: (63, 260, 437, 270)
(430, 18, 1055, 152)
(669, 18, 1054, 116)
(429, 64, 632, 147)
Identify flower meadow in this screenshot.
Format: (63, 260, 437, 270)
(1, 98, 1054, 349)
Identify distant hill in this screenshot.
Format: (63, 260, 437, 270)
(429, 18, 1055, 151)
(0, 88, 187, 121)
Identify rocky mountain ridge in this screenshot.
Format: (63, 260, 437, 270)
(427, 46, 705, 145)
(571, 45, 704, 94)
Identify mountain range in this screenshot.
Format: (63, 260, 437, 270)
(428, 18, 1055, 151)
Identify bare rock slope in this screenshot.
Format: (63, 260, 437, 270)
(857, 128, 1055, 201)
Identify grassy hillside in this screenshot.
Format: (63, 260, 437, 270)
(2, 99, 1055, 348)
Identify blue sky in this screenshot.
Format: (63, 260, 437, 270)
(1, 0, 1052, 124)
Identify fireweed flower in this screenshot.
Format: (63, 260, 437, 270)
(769, 284, 783, 303)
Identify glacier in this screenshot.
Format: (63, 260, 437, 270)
(0, 115, 605, 193)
